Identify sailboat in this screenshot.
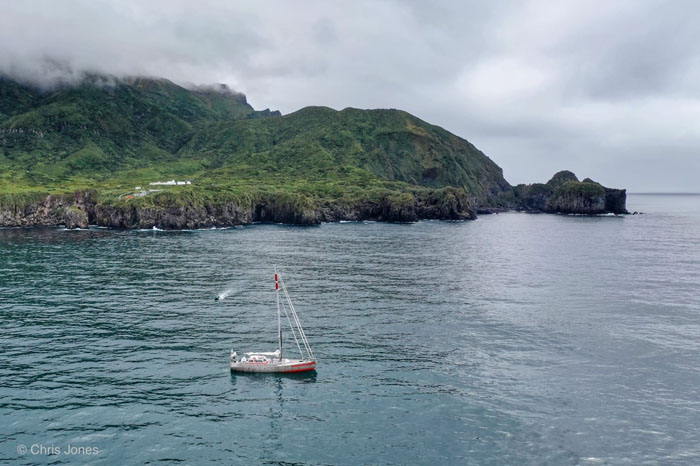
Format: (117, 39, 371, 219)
(230, 269, 316, 373)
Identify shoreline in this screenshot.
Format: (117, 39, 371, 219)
(0, 209, 633, 231)
(0, 180, 630, 229)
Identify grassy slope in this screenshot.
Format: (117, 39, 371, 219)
(0, 76, 510, 209)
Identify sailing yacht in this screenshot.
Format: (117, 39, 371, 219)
(230, 269, 316, 373)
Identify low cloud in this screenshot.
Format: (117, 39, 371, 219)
(1, 0, 697, 191)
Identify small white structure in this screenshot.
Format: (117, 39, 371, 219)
(135, 186, 142, 190)
(149, 180, 192, 186)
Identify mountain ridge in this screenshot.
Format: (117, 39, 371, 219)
(0, 74, 625, 228)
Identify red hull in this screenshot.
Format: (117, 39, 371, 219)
(284, 362, 317, 373)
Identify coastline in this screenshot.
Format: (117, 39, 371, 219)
(0, 172, 631, 230)
(0, 191, 631, 230)
(0, 188, 478, 230)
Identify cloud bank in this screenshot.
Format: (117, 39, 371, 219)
(1, 0, 698, 191)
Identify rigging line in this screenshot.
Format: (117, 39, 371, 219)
(287, 293, 314, 360)
(292, 304, 313, 359)
(280, 275, 314, 360)
(281, 300, 303, 358)
(282, 289, 309, 360)
(281, 279, 307, 348)
(280, 276, 311, 355)
(289, 293, 314, 360)
(279, 274, 313, 359)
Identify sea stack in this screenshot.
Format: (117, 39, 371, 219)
(513, 171, 628, 215)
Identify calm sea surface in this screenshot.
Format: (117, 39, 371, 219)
(1, 194, 699, 465)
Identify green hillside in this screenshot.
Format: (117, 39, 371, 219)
(0, 75, 511, 212)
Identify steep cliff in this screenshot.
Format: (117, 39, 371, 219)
(512, 171, 628, 215)
(0, 192, 92, 228)
(0, 187, 474, 229)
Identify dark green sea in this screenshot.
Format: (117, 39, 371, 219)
(1, 194, 699, 465)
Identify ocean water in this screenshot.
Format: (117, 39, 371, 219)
(1, 194, 699, 465)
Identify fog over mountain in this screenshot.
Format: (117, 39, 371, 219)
(1, 0, 698, 191)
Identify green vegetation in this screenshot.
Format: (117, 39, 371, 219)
(546, 170, 579, 188)
(510, 170, 628, 214)
(552, 180, 606, 199)
(0, 75, 510, 211)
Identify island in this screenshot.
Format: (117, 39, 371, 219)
(511, 170, 628, 215)
(0, 75, 626, 229)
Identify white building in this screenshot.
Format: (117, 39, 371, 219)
(149, 180, 192, 186)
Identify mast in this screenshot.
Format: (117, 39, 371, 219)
(275, 267, 282, 360)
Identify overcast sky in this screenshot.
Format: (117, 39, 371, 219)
(1, 0, 698, 191)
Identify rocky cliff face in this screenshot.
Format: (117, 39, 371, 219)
(512, 171, 628, 215)
(0, 192, 92, 228)
(1, 170, 630, 229)
(0, 188, 475, 229)
(320, 188, 475, 223)
(603, 187, 628, 214)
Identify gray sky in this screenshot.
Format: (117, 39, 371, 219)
(1, 0, 698, 191)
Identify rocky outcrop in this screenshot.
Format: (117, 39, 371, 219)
(63, 206, 89, 229)
(603, 188, 627, 214)
(545, 181, 606, 214)
(319, 188, 475, 223)
(546, 170, 579, 188)
(511, 183, 553, 212)
(0, 187, 476, 229)
(0, 193, 91, 228)
(512, 171, 628, 215)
